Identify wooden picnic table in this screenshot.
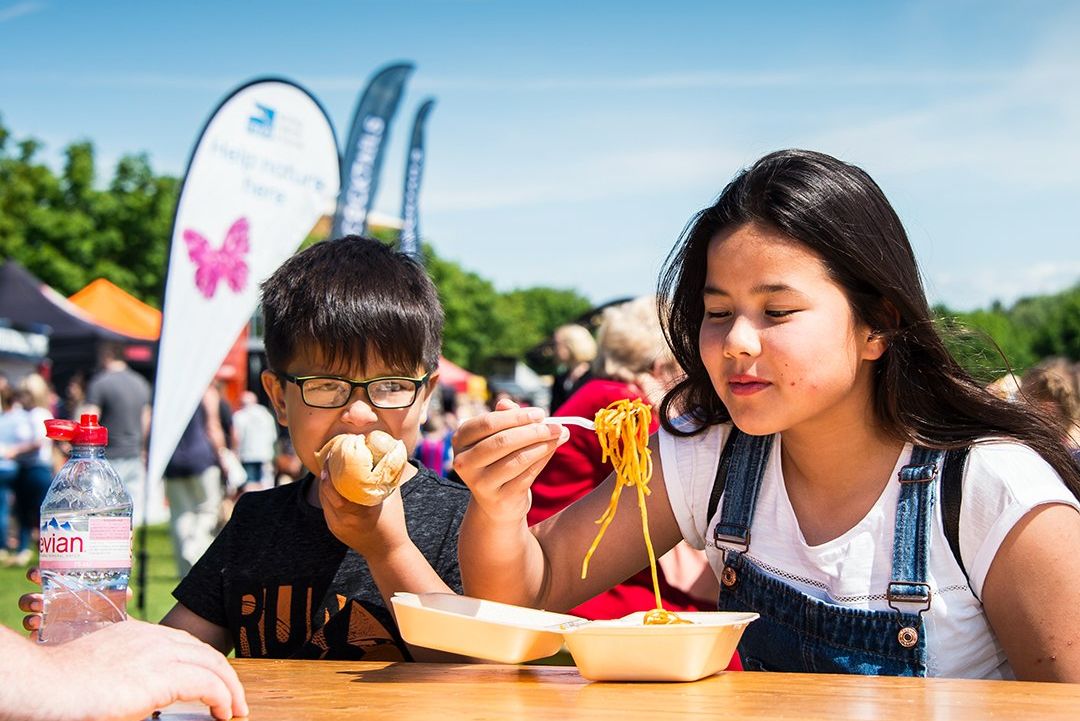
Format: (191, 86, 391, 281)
(157, 658, 1080, 720)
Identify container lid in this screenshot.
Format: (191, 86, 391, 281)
(44, 414, 109, 445)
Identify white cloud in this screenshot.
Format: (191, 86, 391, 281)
(305, 67, 1049, 95)
(930, 260, 1080, 310)
(0, 71, 232, 90)
(0, 1, 43, 24)
(803, 22, 1080, 187)
(424, 146, 743, 213)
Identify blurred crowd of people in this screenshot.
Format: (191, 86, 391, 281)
(0, 372, 53, 568)
(2, 323, 1078, 581)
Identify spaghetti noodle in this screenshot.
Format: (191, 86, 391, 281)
(580, 398, 690, 625)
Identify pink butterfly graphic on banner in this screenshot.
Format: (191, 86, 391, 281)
(183, 217, 250, 299)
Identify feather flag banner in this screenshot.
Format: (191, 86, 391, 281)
(332, 62, 413, 238)
(399, 98, 435, 259)
(148, 78, 340, 490)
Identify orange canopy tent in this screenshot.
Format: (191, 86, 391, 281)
(68, 278, 162, 340)
(68, 278, 248, 407)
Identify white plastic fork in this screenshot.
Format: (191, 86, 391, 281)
(544, 416, 596, 430)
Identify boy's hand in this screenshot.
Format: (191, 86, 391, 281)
(451, 399, 568, 526)
(18, 566, 43, 640)
(19, 566, 135, 640)
(318, 467, 409, 558)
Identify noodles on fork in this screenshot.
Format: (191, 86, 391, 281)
(580, 398, 690, 625)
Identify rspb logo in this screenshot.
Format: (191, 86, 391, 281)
(248, 104, 276, 138)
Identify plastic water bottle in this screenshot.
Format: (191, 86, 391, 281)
(38, 414, 133, 645)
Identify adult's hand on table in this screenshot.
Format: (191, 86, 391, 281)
(34, 621, 248, 721)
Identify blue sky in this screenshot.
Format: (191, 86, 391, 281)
(2, 0, 1078, 310)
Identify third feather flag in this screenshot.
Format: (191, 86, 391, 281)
(399, 98, 435, 259)
(332, 62, 413, 238)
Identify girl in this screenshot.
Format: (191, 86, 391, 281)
(452, 149, 1080, 681)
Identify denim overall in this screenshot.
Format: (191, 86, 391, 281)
(713, 431, 944, 676)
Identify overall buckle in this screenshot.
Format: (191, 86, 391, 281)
(713, 524, 751, 553)
(886, 581, 932, 615)
(898, 463, 938, 483)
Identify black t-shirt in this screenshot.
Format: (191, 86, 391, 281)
(172, 463, 469, 660)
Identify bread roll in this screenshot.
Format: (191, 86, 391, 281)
(315, 430, 409, 505)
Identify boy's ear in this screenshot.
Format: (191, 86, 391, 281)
(261, 370, 289, 426)
(417, 371, 441, 426)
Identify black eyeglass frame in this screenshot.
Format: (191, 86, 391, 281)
(275, 371, 431, 410)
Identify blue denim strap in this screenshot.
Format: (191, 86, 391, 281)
(713, 431, 775, 552)
(887, 446, 944, 612)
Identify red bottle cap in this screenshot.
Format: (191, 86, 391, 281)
(44, 414, 109, 445)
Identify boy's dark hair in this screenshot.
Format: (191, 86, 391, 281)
(261, 235, 443, 376)
(657, 149, 1080, 496)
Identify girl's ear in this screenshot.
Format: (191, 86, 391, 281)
(862, 330, 889, 361)
(261, 370, 289, 426)
(862, 299, 900, 361)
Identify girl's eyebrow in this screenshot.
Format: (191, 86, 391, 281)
(704, 282, 801, 296)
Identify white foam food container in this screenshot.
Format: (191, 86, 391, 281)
(561, 610, 759, 682)
(391, 592, 585, 664)
(392, 593, 758, 681)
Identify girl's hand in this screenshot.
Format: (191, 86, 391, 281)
(451, 399, 569, 526)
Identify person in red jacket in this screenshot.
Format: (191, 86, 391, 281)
(530, 296, 731, 661)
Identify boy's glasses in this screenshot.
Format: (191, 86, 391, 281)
(276, 371, 430, 409)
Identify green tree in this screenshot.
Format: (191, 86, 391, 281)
(0, 118, 177, 304)
(934, 283, 1080, 382)
(935, 306, 1035, 383)
(425, 249, 507, 373)
(1012, 285, 1080, 361)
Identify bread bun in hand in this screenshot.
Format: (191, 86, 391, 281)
(315, 430, 409, 505)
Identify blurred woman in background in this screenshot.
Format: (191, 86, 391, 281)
(7, 374, 54, 566)
(549, 323, 597, 413)
(0, 382, 25, 564)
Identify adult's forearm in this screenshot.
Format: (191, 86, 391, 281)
(0, 629, 76, 721)
(458, 503, 549, 607)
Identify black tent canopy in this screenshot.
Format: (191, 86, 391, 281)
(0, 260, 154, 389)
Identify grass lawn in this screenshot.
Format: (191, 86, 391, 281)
(0, 523, 179, 633)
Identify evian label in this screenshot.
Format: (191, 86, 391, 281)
(39, 517, 132, 570)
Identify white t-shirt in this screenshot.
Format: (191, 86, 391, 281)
(232, 404, 279, 463)
(25, 406, 53, 465)
(660, 421, 1080, 679)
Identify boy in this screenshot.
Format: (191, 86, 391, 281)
(162, 235, 469, 660)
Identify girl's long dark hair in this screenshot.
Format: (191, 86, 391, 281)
(658, 149, 1080, 497)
